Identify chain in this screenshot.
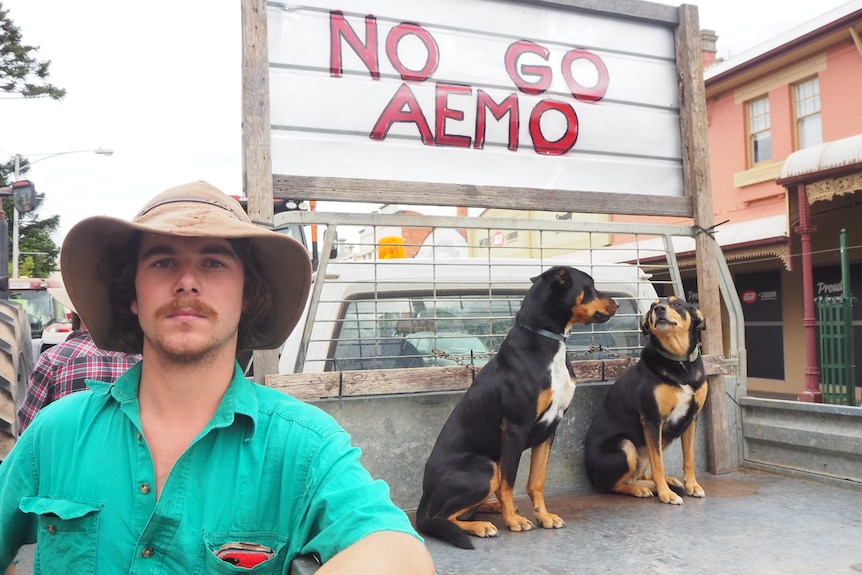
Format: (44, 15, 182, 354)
(567, 344, 634, 360)
(432, 344, 634, 369)
(430, 349, 483, 373)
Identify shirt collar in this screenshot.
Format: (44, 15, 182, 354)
(86, 361, 141, 399)
(87, 361, 260, 438)
(67, 328, 91, 340)
(211, 363, 260, 438)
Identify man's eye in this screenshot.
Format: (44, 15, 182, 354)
(205, 259, 226, 268)
(153, 259, 174, 269)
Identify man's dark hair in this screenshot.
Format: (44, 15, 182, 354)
(103, 234, 144, 353)
(101, 233, 274, 354)
(233, 238, 274, 351)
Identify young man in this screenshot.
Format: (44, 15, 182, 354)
(0, 182, 436, 574)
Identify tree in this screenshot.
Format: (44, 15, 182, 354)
(0, 2, 65, 100)
(0, 158, 60, 278)
(0, 4, 65, 277)
(8, 195, 60, 278)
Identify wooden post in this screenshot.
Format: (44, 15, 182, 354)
(241, 0, 279, 382)
(675, 4, 731, 474)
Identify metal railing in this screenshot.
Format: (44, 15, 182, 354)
(816, 229, 857, 405)
(271, 211, 744, 383)
(816, 296, 857, 405)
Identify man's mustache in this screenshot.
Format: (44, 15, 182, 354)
(155, 298, 218, 319)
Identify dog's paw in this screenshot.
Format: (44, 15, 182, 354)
(686, 482, 705, 498)
(465, 521, 499, 539)
(535, 512, 566, 529)
(658, 490, 684, 505)
(505, 514, 535, 532)
(666, 476, 684, 488)
(631, 485, 655, 498)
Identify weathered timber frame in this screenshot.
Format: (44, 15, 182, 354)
(241, 0, 732, 473)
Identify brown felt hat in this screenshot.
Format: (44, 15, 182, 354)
(60, 181, 311, 352)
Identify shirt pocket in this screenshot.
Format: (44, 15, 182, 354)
(199, 530, 290, 574)
(19, 496, 103, 574)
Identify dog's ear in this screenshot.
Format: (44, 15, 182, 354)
(641, 315, 651, 335)
(533, 266, 573, 290)
(641, 301, 658, 335)
(531, 266, 560, 284)
(554, 266, 574, 290)
(694, 308, 707, 332)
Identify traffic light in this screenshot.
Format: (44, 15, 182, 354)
(12, 180, 37, 213)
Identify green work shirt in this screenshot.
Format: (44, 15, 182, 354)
(0, 362, 420, 573)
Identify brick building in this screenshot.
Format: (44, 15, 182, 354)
(696, 1, 862, 401)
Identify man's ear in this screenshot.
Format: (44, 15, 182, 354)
(130, 299, 138, 316)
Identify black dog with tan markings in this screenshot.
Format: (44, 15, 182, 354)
(416, 266, 618, 549)
(584, 296, 707, 505)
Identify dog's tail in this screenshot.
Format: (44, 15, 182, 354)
(669, 483, 686, 498)
(416, 516, 475, 550)
(416, 497, 475, 550)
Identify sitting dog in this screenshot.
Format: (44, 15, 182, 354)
(416, 266, 618, 548)
(584, 296, 707, 505)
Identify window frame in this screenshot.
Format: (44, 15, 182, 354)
(747, 95, 772, 166)
(794, 77, 822, 150)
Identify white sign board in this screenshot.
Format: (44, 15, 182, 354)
(267, 0, 683, 197)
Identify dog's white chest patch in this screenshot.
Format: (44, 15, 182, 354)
(668, 384, 694, 425)
(540, 342, 575, 425)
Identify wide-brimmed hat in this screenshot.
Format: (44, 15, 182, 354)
(61, 181, 312, 353)
(47, 286, 76, 314)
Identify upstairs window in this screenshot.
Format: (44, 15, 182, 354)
(795, 78, 822, 149)
(748, 97, 772, 165)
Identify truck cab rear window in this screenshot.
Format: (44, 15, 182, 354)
(327, 292, 643, 371)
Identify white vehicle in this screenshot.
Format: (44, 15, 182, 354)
(277, 257, 658, 375)
(40, 287, 76, 352)
(7, 277, 71, 357)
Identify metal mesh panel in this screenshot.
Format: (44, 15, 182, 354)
(275, 212, 699, 374)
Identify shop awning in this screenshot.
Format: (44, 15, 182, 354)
(778, 133, 862, 204)
(780, 133, 862, 180)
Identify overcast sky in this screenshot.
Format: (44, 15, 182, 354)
(0, 0, 856, 245)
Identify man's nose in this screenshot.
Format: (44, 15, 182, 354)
(174, 263, 200, 294)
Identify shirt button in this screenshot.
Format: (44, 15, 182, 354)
(47, 524, 57, 535)
(137, 433, 143, 441)
(142, 547, 155, 558)
(140, 483, 152, 494)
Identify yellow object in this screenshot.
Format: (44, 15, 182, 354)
(378, 236, 407, 259)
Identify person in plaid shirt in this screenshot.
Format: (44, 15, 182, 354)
(16, 289, 141, 435)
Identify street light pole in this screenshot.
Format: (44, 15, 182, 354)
(11, 148, 113, 277)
